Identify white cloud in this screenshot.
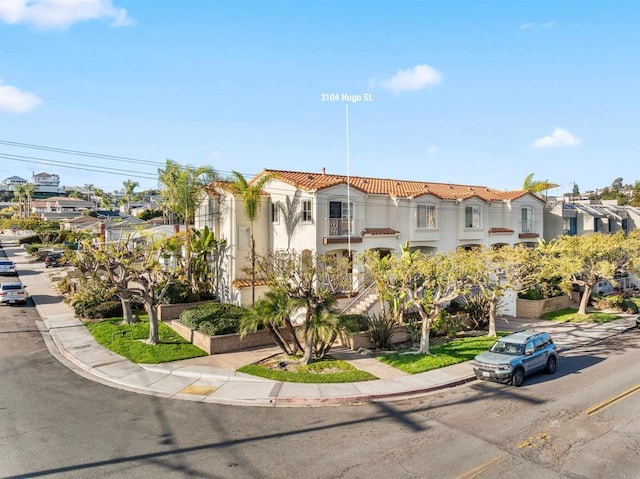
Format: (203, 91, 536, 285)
(532, 128, 581, 148)
(0, 0, 134, 30)
(0, 80, 42, 113)
(520, 21, 555, 30)
(376, 64, 443, 94)
(426, 145, 438, 155)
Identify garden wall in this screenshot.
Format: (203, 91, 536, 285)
(340, 327, 412, 350)
(169, 320, 288, 355)
(516, 295, 571, 319)
(157, 300, 218, 322)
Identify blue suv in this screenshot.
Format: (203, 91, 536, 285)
(473, 330, 558, 387)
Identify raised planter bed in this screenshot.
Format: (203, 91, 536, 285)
(169, 320, 286, 355)
(157, 300, 218, 322)
(340, 327, 412, 350)
(516, 295, 571, 319)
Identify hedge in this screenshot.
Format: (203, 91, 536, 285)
(179, 302, 247, 335)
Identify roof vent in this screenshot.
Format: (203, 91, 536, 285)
(307, 175, 314, 180)
(396, 181, 401, 186)
(448, 185, 454, 189)
(362, 179, 368, 184)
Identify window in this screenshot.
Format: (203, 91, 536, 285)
(302, 200, 312, 223)
(417, 204, 436, 228)
(465, 206, 480, 228)
(329, 201, 353, 235)
(271, 202, 279, 223)
(521, 207, 534, 233)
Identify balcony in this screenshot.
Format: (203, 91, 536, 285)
(323, 218, 363, 244)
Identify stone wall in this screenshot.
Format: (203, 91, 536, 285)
(516, 295, 571, 319)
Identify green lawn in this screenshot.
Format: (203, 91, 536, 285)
(85, 317, 207, 364)
(377, 334, 502, 375)
(539, 308, 620, 323)
(238, 358, 378, 383)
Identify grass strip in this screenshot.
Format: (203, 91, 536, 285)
(539, 308, 619, 323)
(238, 358, 378, 383)
(377, 334, 501, 375)
(85, 317, 207, 364)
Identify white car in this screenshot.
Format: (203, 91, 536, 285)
(0, 260, 18, 276)
(0, 281, 28, 305)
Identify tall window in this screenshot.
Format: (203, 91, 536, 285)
(329, 201, 353, 235)
(271, 202, 279, 223)
(302, 199, 312, 223)
(465, 206, 480, 228)
(417, 204, 436, 228)
(521, 207, 534, 233)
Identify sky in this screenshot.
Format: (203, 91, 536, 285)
(0, 0, 638, 194)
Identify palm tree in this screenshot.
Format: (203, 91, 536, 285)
(228, 171, 273, 305)
(157, 159, 217, 230)
(122, 179, 139, 215)
(522, 173, 559, 197)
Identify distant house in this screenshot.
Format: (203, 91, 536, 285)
(1, 176, 28, 191)
(31, 172, 64, 198)
(30, 196, 96, 220)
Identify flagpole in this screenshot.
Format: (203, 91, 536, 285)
(346, 104, 351, 256)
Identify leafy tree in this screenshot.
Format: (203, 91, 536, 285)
(541, 231, 640, 315)
(70, 239, 138, 324)
(394, 249, 475, 354)
(255, 250, 352, 364)
(630, 181, 640, 207)
(127, 236, 184, 344)
(465, 246, 537, 336)
(611, 177, 623, 191)
(228, 170, 273, 305)
(572, 183, 580, 196)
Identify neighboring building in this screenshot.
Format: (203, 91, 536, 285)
(30, 196, 96, 220)
(1, 176, 28, 191)
(544, 197, 640, 240)
(31, 172, 64, 198)
(544, 197, 640, 293)
(196, 168, 545, 307)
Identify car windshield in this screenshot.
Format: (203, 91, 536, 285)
(489, 340, 524, 355)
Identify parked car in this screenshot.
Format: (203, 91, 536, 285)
(0, 281, 28, 305)
(0, 260, 18, 276)
(473, 330, 558, 387)
(636, 315, 640, 329)
(44, 252, 65, 268)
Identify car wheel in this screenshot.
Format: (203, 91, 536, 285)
(511, 368, 524, 387)
(546, 356, 557, 374)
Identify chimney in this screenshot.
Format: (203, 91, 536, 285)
(321, 167, 326, 175)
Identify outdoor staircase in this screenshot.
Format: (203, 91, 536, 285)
(341, 284, 378, 316)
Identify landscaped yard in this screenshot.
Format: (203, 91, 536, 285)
(377, 334, 502, 375)
(540, 308, 620, 323)
(85, 317, 207, 364)
(238, 356, 378, 383)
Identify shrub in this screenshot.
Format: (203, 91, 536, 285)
(431, 311, 465, 338)
(85, 301, 123, 319)
(623, 299, 639, 313)
(197, 317, 240, 336)
(341, 313, 368, 332)
(592, 294, 626, 311)
(463, 295, 490, 330)
(518, 278, 564, 300)
(157, 281, 201, 304)
(365, 312, 397, 350)
(179, 302, 247, 335)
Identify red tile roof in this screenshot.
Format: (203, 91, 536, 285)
(362, 228, 400, 236)
(249, 169, 542, 203)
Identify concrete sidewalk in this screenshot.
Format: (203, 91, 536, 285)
(4, 241, 638, 407)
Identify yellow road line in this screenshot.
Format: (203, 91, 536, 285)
(456, 454, 509, 479)
(517, 431, 549, 449)
(585, 384, 640, 415)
